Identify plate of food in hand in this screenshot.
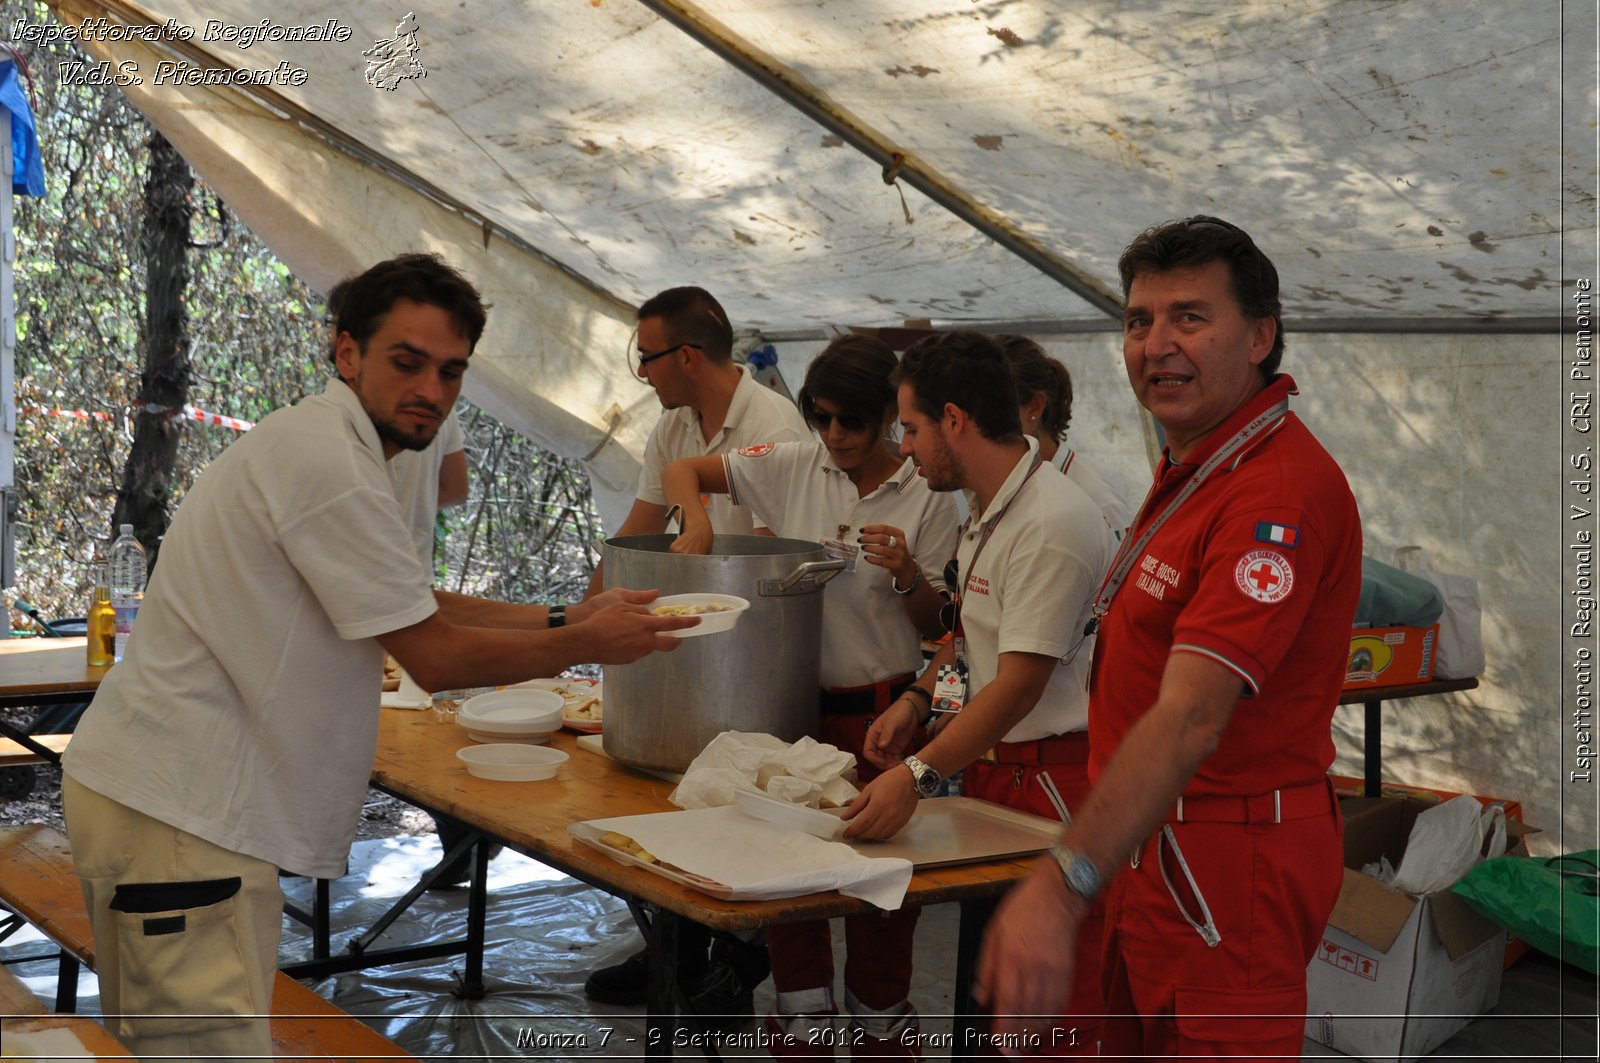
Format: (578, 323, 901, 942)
(649, 593, 751, 637)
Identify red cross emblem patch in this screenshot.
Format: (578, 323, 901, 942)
(736, 442, 776, 458)
(1234, 549, 1294, 604)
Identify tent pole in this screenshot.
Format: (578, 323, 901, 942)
(638, 0, 1125, 321)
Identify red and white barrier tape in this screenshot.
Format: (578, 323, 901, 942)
(20, 402, 254, 432)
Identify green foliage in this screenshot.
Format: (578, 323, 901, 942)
(6, 3, 598, 627)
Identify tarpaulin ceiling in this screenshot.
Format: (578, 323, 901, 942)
(41, 0, 1589, 516)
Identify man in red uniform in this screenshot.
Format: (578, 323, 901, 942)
(975, 216, 1362, 1061)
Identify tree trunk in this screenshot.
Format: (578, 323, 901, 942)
(112, 132, 193, 566)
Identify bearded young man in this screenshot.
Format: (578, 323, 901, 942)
(62, 254, 694, 1058)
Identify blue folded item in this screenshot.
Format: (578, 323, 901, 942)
(1355, 555, 1444, 628)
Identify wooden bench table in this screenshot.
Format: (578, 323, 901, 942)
(0, 824, 414, 1059)
(366, 711, 1035, 1059)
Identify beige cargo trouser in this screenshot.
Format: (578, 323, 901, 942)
(62, 774, 283, 1060)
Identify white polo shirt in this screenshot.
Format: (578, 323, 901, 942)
(957, 438, 1114, 741)
(724, 441, 959, 689)
(1053, 445, 1133, 542)
(389, 408, 465, 565)
(637, 364, 810, 534)
(64, 380, 438, 878)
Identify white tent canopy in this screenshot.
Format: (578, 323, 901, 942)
(45, 0, 1596, 844)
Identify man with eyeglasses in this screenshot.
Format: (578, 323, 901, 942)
(976, 217, 1361, 1061)
(583, 286, 809, 600)
(582, 286, 808, 1016)
(846, 329, 1115, 1053)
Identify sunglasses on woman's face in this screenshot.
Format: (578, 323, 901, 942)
(806, 407, 869, 434)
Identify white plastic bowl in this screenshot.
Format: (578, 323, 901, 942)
(734, 788, 846, 839)
(458, 689, 564, 743)
(650, 593, 752, 637)
(456, 743, 569, 781)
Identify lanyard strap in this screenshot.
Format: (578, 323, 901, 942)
(956, 450, 1046, 605)
(1089, 398, 1290, 624)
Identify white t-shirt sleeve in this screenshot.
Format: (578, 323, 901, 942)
(279, 483, 438, 641)
(723, 441, 809, 528)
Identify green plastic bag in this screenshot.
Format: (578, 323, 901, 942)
(1451, 851, 1600, 974)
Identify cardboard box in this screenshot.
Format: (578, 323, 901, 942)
(1326, 777, 1534, 968)
(1305, 797, 1510, 1062)
(1343, 624, 1439, 690)
(1328, 775, 1523, 827)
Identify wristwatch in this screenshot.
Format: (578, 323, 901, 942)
(1048, 842, 1102, 902)
(903, 754, 942, 798)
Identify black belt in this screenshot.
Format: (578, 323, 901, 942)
(818, 674, 916, 716)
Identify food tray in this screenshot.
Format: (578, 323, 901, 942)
(571, 796, 1059, 903)
(842, 797, 1060, 868)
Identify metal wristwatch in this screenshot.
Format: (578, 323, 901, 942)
(902, 755, 942, 798)
(1048, 842, 1102, 902)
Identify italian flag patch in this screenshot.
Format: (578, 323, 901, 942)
(1254, 521, 1300, 548)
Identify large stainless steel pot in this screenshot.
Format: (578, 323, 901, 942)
(601, 534, 843, 773)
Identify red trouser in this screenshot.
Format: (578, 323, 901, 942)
(1098, 779, 1343, 1062)
(963, 732, 1102, 1057)
(766, 707, 921, 1014)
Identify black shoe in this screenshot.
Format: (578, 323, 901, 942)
(684, 957, 756, 1028)
(424, 841, 503, 891)
(685, 935, 768, 1027)
(710, 933, 771, 986)
(584, 947, 650, 1005)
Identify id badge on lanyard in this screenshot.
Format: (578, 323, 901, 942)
(933, 636, 969, 714)
(819, 523, 859, 573)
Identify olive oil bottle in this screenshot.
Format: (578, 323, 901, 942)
(86, 560, 115, 668)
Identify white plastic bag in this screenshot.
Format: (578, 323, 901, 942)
(1389, 794, 1507, 896)
(1394, 546, 1484, 679)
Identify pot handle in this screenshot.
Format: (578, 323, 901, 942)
(759, 558, 848, 597)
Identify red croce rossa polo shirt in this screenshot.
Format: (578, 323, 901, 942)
(1088, 374, 1363, 796)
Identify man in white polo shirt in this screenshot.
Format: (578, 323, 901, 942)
(582, 285, 809, 1014)
(846, 330, 1114, 1054)
(585, 286, 809, 598)
(61, 254, 694, 1059)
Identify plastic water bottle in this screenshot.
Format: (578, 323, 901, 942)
(108, 524, 148, 663)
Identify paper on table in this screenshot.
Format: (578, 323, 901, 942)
(577, 806, 912, 910)
(381, 666, 431, 710)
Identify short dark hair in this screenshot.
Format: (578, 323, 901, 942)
(324, 277, 353, 364)
(637, 287, 734, 363)
(892, 330, 1022, 442)
(996, 334, 1073, 440)
(335, 253, 488, 355)
(798, 334, 898, 430)
(1117, 215, 1284, 377)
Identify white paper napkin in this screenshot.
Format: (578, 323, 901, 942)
(581, 805, 912, 910)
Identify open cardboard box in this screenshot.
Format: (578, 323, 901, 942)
(1327, 775, 1532, 968)
(1343, 623, 1439, 691)
(1304, 796, 1534, 1062)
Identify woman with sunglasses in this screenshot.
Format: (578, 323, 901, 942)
(661, 334, 958, 1057)
(998, 334, 1132, 540)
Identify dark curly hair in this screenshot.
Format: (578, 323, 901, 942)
(1118, 215, 1284, 376)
